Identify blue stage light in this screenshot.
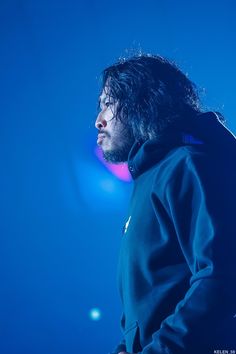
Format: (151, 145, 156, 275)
(89, 307, 102, 321)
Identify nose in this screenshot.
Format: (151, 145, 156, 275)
(95, 112, 107, 130)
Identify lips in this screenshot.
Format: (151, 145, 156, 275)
(97, 133, 107, 144)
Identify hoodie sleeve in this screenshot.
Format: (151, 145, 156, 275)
(109, 338, 126, 354)
(109, 312, 126, 354)
(139, 150, 236, 354)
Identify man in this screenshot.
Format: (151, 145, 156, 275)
(95, 54, 236, 354)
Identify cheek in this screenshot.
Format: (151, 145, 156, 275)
(105, 108, 114, 121)
(109, 122, 121, 137)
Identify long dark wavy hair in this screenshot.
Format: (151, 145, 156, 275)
(100, 53, 224, 142)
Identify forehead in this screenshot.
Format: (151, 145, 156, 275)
(99, 86, 110, 103)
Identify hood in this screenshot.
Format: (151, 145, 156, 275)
(127, 111, 236, 179)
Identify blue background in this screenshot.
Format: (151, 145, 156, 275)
(1, 1, 236, 353)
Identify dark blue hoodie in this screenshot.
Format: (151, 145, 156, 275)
(110, 112, 236, 354)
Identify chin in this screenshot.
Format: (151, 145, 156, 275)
(102, 148, 128, 164)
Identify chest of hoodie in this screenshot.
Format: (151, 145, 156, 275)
(117, 160, 189, 307)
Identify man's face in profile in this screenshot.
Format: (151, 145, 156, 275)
(95, 87, 135, 163)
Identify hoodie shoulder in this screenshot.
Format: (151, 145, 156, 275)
(152, 142, 235, 204)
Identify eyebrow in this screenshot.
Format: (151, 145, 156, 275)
(98, 95, 107, 107)
(97, 92, 115, 109)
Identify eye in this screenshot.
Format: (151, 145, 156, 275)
(105, 101, 111, 107)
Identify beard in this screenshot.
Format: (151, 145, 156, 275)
(102, 127, 135, 164)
